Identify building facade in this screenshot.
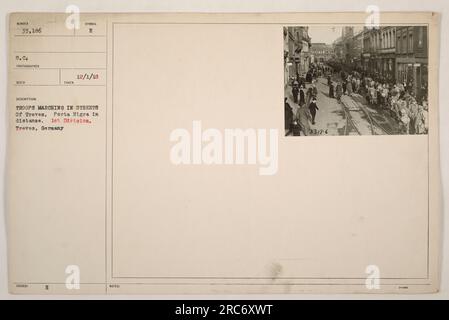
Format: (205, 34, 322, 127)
(362, 27, 396, 81)
(341, 26, 354, 64)
(361, 26, 428, 99)
(332, 36, 344, 62)
(395, 26, 428, 100)
(332, 27, 363, 69)
(310, 43, 334, 63)
(379, 26, 397, 81)
(284, 26, 312, 85)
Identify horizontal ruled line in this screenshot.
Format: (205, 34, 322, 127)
(14, 84, 106, 87)
(14, 51, 106, 53)
(14, 67, 106, 70)
(14, 34, 106, 37)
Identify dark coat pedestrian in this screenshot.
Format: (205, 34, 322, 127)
(329, 83, 334, 98)
(284, 98, 293, 130)
(292, 85, 299, 103)
(299, 87, 306, 106)
(308, 98, 319, 125)
(306, 72, 312, 83)
(296, 105, 311, 136)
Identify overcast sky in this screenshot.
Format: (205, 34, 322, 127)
(307, 26, 342, 44)
(307, 26, 363, 44)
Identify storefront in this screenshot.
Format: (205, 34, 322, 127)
(396, 58, 428, 101)
(380, 55, 395, 82)
(414, 60, 428, 101)
(362, 53, 370, 72)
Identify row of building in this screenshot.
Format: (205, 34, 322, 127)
(333, 26, 428, 100)
(283, 26, 312, 86)
(283, 26, 429, 100)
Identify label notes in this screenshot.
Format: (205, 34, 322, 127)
(10, 14, 106, 133)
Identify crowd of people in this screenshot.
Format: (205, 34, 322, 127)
(325, 67, 428, 135)
(285, 62, 429, 136)
(285, 68, 321, 136)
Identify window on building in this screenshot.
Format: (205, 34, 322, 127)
(409, 31, 413, 53)
(403, 34, 407, 53)
(418, 27, 424, 48)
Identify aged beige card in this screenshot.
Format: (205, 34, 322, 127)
(6, 12, 441, 294)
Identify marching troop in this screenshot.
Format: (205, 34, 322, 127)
(285, 62, 429, 136)
(326, 68, 429, 135)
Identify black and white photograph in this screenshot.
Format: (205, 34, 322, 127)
(284, 26, 429, 136)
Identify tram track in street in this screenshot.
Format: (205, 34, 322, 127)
(341, 93, 393, 135)
(340, 98, 362, 135)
